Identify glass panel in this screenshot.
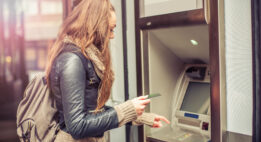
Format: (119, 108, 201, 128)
(141, 0, 203, 17)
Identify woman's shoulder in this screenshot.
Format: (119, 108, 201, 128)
(57, 43, 86, 65)
(54, 43, 92, 74)
(56, 52, 82, 65)
(55, 52, 85, 74)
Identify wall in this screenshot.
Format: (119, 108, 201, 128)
(147, 33, 184, 134)
(225, 0, 253, 136)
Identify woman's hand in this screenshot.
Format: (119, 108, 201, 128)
(152, 115, 170, 128)
(131, 96, 150, 116)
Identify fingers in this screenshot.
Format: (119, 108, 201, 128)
(132, 101, 148, 116)
(137, 105, 147, 115)
(155, 116, 160, 121)
(137, 111, 143, 116)
(137, 95, 148, 100)
(141, 99, 150, 105)
(153, 115, 170, 128)
(131, 96, 150, 116)
(139, 105, 145, 112)
(156, 116, 170, 124)
(153, 121, 162, 128)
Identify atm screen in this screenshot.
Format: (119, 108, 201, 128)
(180, 82, 210, 115)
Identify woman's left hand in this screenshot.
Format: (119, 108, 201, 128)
(152, 115, 170, 128)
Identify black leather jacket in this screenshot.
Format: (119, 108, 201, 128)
(49, 43, 119, 139)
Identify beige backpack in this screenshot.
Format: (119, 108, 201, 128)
(16, 73, 60, 142)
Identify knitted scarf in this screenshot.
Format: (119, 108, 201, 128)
(63, 36, 105, 80)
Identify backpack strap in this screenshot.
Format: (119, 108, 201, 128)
(61, 42, 101, 84)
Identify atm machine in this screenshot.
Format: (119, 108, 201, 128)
(146, 64, 210, 142)
(138, 24, 210, 142)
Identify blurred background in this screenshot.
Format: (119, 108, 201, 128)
(0, 0, 64, 141)
(0, 0, 135, 141)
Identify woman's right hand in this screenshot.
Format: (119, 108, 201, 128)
(152, 115, 170, 128)
(131, 96, 150, 116)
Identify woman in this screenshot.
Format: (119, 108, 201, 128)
(45, 0, 169, 141)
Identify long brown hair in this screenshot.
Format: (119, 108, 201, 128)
(45, 0, 115, 111)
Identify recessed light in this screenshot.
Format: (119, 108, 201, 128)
(190, 40, 198, 46)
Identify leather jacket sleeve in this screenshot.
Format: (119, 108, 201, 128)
(57, 52, 119, 139)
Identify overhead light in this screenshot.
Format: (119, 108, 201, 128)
(190, 39, 198, 46)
